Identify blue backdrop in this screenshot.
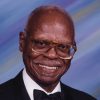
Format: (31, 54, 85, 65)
(0, 0, 100, 99)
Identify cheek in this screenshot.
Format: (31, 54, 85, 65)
(23, 46, 42, 74)
(24, 44, 40, 58)
(23, 51, 38, 67)
(22, 46, 33, 68)
(62, 60, 71, 74)
(22, 51, 38, 78)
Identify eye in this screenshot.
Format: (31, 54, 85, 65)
(58, 44, 66, 49)
(58, 44, 70, 51)
(32, 40, 49, 48)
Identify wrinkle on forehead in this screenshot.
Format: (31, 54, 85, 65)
(31, 20, 74, 43)
(25, 6, 74, 32)
(25, 6, 75, 44)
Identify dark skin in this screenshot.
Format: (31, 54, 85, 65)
(19, 6, 76, 92)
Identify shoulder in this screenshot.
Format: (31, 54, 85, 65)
(0, 71, 23, 100)
(0, 71, 22, 92)
(61, 82, 97, 100)
(0, 78, 15, 91)
(0, 78, 17, 99)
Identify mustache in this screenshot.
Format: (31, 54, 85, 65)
(32, 58, 64, 67)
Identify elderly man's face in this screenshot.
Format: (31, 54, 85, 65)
(20, 12, 75, 86)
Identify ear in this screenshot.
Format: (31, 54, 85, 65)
(19, 32, 26, 52)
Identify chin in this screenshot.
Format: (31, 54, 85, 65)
(39, 76, 60, 85)
(30, 70, 60, 86)
(25, 56, 71, 86)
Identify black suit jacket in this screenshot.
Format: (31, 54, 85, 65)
(0, 71, 96, 100)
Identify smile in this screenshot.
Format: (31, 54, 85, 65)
(39, 64, 58, 70)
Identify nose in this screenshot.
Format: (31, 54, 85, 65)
(45, 48, 58, 59)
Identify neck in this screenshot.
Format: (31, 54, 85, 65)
(37, 81, 59, 93)
(26, 69, 60, 93)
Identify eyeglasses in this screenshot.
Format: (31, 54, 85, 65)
(31, 39, 77, 59)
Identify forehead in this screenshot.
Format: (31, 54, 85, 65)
(26, 7, 75, 43)
(29, 22, 74, 44)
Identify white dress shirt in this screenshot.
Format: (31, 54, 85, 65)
(22, 68, 61, 100)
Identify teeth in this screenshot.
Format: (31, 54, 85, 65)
(39, 64, 58, 70)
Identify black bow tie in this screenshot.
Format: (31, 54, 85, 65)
(34, 89, 64, 100)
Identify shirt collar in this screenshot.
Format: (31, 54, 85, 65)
(22, 68, 61, 100)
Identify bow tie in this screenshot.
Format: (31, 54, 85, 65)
(34, 89, 64, 100)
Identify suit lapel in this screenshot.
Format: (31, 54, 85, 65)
(61, 82, 73, 100)
(13, 71, 73, 100)
(13, 70, 31, 100)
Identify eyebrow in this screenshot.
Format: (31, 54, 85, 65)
(31, 38, 74, 45)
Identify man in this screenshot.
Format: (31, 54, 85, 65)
(0, 6, 96, 100)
